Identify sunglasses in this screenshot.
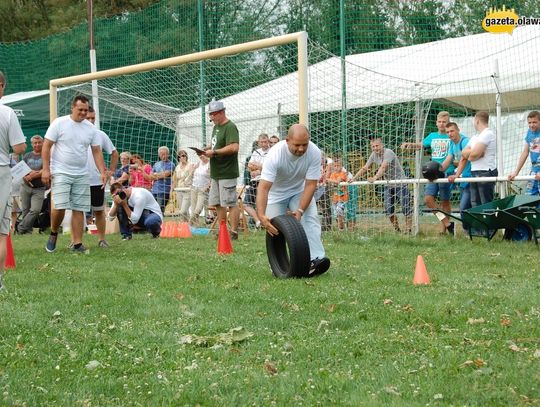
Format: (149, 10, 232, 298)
(178, 155, 187, 158)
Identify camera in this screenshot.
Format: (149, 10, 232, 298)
(117, 191, 127, 200)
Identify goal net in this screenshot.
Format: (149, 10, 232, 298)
(50, 27, 540, 237)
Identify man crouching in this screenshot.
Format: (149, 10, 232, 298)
(108, 182, 163, 240)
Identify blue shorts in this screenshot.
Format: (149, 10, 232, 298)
(526, 167, 540, 195)
(425, 182, 453, 201)
(51, 173, 91, 212)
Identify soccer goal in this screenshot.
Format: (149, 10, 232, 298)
(47, 32, 441, 235)
(48, 32, 309, 220)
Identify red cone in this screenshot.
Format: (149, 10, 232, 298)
(217, 220, 233, 255)
(413, 255, 430, 285)
(5, 234, 16, 269)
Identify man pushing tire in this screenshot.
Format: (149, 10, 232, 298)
(257, 124, 330, 278)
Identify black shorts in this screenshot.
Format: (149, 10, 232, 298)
(90, 185, 105, 210)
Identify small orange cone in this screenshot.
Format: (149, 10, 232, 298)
(413, 255, 430, 285)
(217, 220, 233, 255)
(178, 222, 192, 238)
(5, 234, 16, 269)
(167, 222, 175, 238)
(172, 222, 181, 238)
(160, 222, 168, 237)
(160, 221, 172, 238)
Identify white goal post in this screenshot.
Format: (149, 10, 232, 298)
(48, 31, 309, 125)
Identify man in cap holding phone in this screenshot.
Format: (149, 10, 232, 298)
(203, 99, 240, 240)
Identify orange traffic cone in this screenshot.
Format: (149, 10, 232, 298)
(160, 221, 172, 238)
(5, 234, 16, 269)
(178, 222, 192, 238)
(217, 220, 233, 255)
(160, 222, 168, 237)
(172, 222, 181, 238)
(167, 222, 175, 238)
(413, 255, 430, 285)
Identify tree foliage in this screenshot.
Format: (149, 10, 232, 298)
(0, 0, 160, 42)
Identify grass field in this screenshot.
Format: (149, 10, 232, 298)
(1, 230, 539, 406)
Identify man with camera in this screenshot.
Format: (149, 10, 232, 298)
(108, 182, 163, 240)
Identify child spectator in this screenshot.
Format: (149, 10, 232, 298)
(326, 156, 349, 231)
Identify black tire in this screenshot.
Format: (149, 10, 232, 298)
(503, 223, 533, 242)
(265, 215, 311, 278)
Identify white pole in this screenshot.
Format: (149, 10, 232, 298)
(494, 59, 504, 197)
(345, 174, 535, 186)
(87, 0, 100, 129)
(297, 31, 309, 126)
(412, 101, 425, 235)
(90, 49, 100, 129)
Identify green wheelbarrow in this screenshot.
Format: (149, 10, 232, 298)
(442, 195, 540, 244)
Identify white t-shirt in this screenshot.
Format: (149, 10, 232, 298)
(0, 105, 26, 166)
(45, 115, 100, 176)
(192, 161, 210, 189)
(469, 127, 497, 171)
(108, 187, 163, 224)
(261, 140, 321, 204)
(248, 147, 269, 181)
(87, 129, 116, 186)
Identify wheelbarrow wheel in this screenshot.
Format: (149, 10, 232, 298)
(503, 223, 533, 242)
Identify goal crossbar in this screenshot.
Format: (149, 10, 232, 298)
(49, 31, 308, 124)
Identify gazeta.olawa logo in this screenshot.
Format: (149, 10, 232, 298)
(482, 5, 540, 34)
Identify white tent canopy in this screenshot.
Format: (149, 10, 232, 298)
(177, 25, 539, 132)
(176, 25, 539, 176)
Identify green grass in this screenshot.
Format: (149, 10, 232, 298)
(1, 231, 539, 406)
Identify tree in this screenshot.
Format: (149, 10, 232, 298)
(0, 0, 160, 42)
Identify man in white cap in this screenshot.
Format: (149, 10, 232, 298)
(203, 99, 240, 239)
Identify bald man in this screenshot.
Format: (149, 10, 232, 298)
(257, 124, 330, 277)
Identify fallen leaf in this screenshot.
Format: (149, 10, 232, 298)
(383, 299, 393, 305)
(85, 360, 101, 371)
(508, 342, 528, 352)
(402, 304, 414, 312)
(384, 386, 401, 396)
(15, 343, 24, 350)
(178, 327, 254, 347)
(500, 318, 511, 327)
(317, 320, 329, 331)
(460, 358, 487, 369)
(459, 360, 474, 368)
(533, 349, 540, 358)
(264, 361, 278, 375)
(327, 304, 337, 313)
(489, 252, 501, 257)
(175, 293, 185, 301)
(473, 358, 485, 367)
(467, 317, 485, 325)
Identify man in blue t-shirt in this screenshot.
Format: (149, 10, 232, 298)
(150, 146, 174, 214)
(402, 111, 454, 234)
(445, 122, 472, 231)
(509, 110, 540, 195)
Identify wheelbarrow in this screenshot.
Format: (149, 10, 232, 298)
(440, 195, 540, 244)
